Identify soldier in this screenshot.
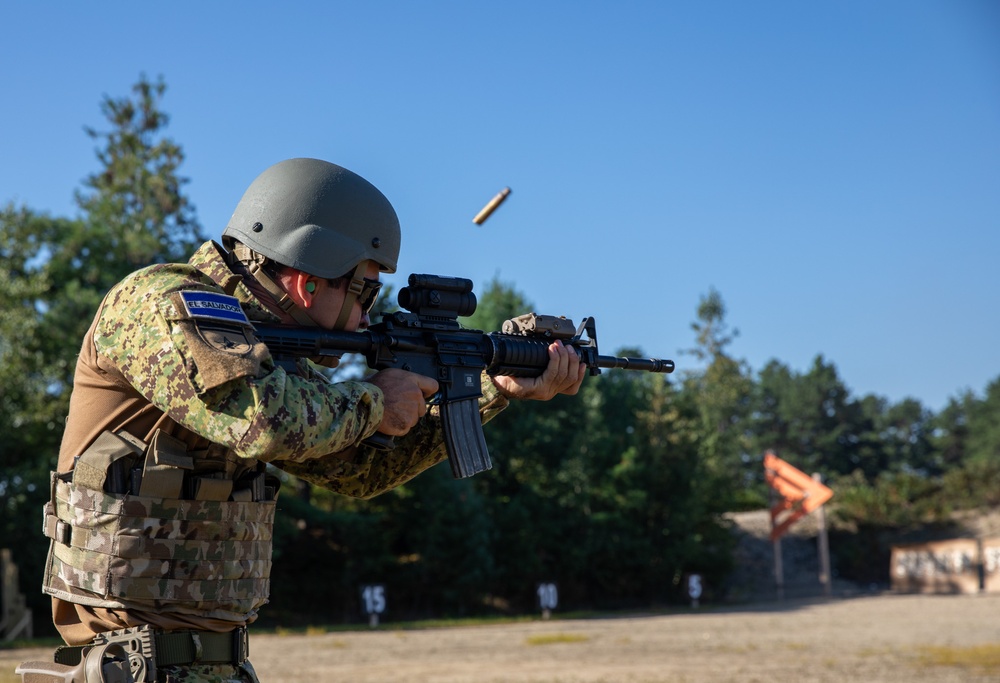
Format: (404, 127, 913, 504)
(24, 158, 584, 682)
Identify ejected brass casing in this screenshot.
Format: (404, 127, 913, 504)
(472, 187, 511, 224)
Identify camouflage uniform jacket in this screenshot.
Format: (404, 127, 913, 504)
(48, 241, 510, 646)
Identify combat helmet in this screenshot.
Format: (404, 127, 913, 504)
(223, 157, 400, 277)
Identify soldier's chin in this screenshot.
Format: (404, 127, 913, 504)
(311, 355, 341, 369)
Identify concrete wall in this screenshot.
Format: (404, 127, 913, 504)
(890, 537, 1000, 594)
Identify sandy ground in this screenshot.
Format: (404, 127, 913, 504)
(4, 593, 1000, 682)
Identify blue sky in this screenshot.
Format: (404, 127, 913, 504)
(1, 1, 997, 413)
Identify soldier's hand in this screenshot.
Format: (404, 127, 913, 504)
(366, 369, 439, 435)
(492, 340, 586, 401)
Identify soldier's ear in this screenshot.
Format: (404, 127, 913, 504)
(288, 271, 316, 308)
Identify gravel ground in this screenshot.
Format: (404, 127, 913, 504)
(4, 593, 999, 682)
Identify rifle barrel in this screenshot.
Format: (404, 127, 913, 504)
(596, 355, 674, 373)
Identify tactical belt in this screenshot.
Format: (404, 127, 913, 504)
(55, 626, 249, 667)
(156, 627, 249, 666)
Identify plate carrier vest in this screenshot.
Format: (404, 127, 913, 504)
(42, 429, 277, 622)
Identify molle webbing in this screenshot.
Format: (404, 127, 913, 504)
(42, 432, 275, 620)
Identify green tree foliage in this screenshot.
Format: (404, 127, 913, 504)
(459, 280, 733, 608)
(0, 208, 78, 625)
(266, 490, 395, 625)
(833, 469, 949, 529)
(76, 74, 202, 268)
(941, 458, 1000, 508)
(750, 356, 867, 479)
(858, 396, 936, 476)
(0, 75, 203, 628)
(0, 207, 83, 464)
(1, 74, 203, 410)
(378, 466, 495, 617)
(965, 377, 1000, 463)
(933, 380, 1000, 511)
(682, 288, 755, 506)
(931, 393, 972, 469)
(462, 273, 530, 333)
(5, 76, 1000, 629)
(598, 374, 734, 601)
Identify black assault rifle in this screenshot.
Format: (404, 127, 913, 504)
(253, 274, 674, 479)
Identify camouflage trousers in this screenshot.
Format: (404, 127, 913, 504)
(159, 660, 260, 683)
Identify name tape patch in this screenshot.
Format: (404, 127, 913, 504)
(179, 291, 250, 325)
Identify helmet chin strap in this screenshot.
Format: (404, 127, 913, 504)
(232, 243, 368, 332)
(228, 243, 318, 326)
(306, 261, 368, 370)
(333, 262, 368, 330)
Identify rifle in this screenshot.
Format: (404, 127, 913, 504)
(253, 274, 674, 479)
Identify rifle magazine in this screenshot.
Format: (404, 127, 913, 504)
(441, 398, 492, 478)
